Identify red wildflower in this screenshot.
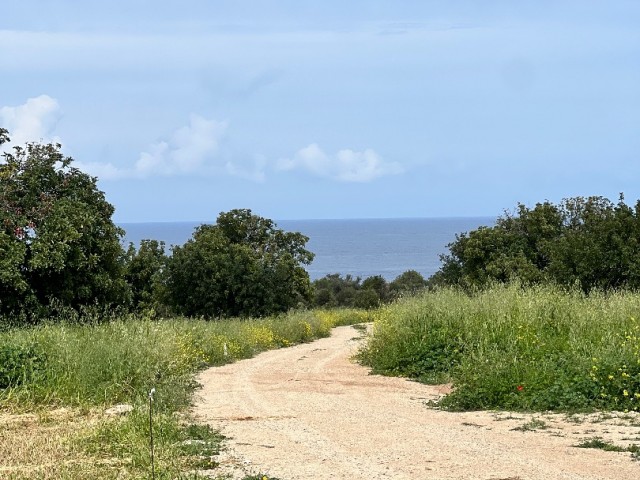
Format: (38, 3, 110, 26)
(517, 385, 524, 392)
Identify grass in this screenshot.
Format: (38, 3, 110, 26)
(0, 308, 368, 479)
(575, 437, 627, 452)
(575, 437, 640, 459)
(358, 283, 640, 412)
(511, 418, 548, 432)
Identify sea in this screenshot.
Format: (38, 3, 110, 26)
(119, 217, 495, 281)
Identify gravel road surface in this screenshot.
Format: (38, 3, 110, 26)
(192, 325, 640, 480)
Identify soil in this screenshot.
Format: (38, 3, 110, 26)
(192, 325, 640, 480)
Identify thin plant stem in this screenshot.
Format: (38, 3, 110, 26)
(149, 388, 155, 480)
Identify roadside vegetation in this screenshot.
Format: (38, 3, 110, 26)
(430, 194, 640, 292)
(358, 284, 640, 412)
(4, 129, 640, 476)
(311, 270, 427, 309)
(0, 309, 367, 479)
(0, 129, 423, 325)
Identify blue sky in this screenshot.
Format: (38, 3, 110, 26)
(2, 1, 639, 222)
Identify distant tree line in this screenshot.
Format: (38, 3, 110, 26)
(431, 195, 640, 292)
(311, 270, 427, 309)
(0, 132, 425, 323)
(5, 132, 640, 323)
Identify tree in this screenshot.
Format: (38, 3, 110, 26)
(353, 288, 381, 309)
(361, 275, 389, 302)
(0, 133, 130, 320)
(166, 209, 314, 318)
(311, 274, 362, 308)
(390, 270, 427, 296)
(433, 195, 640, 292)
(124, 239, 168, 313)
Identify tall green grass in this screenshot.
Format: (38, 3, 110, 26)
(0, 308, 368, 479)
(358, 284, 640, 411)
(0, 308, 367, 411)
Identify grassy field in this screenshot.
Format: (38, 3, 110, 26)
(0, 309, 369, 479)
(5, 284, 640, 478)
(358, 284, 640, 412)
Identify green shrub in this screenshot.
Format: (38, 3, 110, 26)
(0, 341, 45, 388)
(359, 284, 640, 411)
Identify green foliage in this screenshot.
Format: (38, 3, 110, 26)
(313, 271, 424, 309)
(312, 274, 362, 308)
(0, 309, 366, 409)
(0, 134, 130, 321)
(575, 437, 626, 451)
(353, 288, 381, 309)
(81, 410, 225, 477)
(0, 308, 366, 479)
(389, 270, 427, 296)
(359, 284, 640, 411)
(575, 437, 640, 459)
(361, 275, 390, 302)
(125, 239, 169, 314)
(434, 195, 640, 292)
(0, 341, 45, 388)
(166, 209, 314, 318)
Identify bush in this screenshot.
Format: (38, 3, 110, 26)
(313, 271, 424, 308)
(435, 195, 640, 292)
(359, 284, 640, 411)
(124, 239, 169, 314)
(166, 209, 314, 318)
(0, 341, 45, 388)
(389, 270, 427, 297)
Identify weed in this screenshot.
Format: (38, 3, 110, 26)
(461, 421, 483, 428)
(0, 308, 366, 478)
(564, 414, 584, 424)
(575, 437, 640, 460)
(359, 284, 640, 412)
(492, 413, 524, 422)
(575, 437, 626, 451)
(512, 418, 548, 432)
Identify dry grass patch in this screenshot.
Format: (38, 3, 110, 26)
(0, 409, 127, 480)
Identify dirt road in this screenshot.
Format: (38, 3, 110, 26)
(192, 325, 640, 480)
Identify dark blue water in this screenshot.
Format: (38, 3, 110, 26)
(119, 217, 495, 281)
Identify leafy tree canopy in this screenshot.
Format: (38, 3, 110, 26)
(124, 239, 168, 314)
(0, 132, 130, 320)
(166, 209, 314, 318)
(389, 270, 427, 295)
(433, 195, 640, 292)
(312, 270, 426, 308)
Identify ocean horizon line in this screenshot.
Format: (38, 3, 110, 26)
(117, 215, 497, 225)
(118, 216, 496, 280)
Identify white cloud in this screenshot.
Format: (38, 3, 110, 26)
(277, 143, 403, 182)
(77, 114, 228, 180)
(0, 95, 62, 149)
(134, 114, 227, 177)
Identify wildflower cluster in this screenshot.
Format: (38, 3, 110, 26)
(589, 318, 640, 411)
